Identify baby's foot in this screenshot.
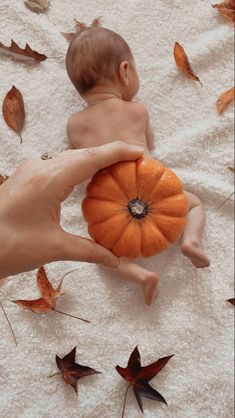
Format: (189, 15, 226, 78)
(181, 240, 210, 268)
(142, 272, 159, 305)
(115, 259, 159, 305)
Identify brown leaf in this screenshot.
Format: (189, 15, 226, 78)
(212, 0, 235, 22)
(0, 278, 6, 286)
(227, 298, 235, 305)
(216, 87, 235, 114)
(53, 346, 101, 394)
(0, 174, 9, 186)
(13, 266, 90, 322)
(61, 32, 77, 42)
(24, 0, 50, 13)
(2, 86, 25, 143)
(0, 39, 47, 64)
(174, 42, 202, 87)
(228, 166, 235, 173)
(74, 19, 89, 32)
(13, 266, 63, 313)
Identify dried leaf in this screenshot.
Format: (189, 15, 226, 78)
(51, 346, 101, 394)
(74, 19, 89, 32)
(13, 266, 89, 322)
(116, 346, 174, 416)
(2, 86, 25, 143)
(61, 32, 77, 42)
(174, 42, 202, 87)
(91, 17, 102, 27)
(0, 174, 9, 186)
(0, 39, 47, 64)
(216, 87, 235, 114)
(24, 0, 50, 13)
(228, 166, 235, 173)
(212, 0, 235, 22)
(227, 298, 235, 305)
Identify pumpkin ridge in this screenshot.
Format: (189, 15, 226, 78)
(147, 218, 170, 245)
(109, 172, 131, 200)
(149, 192, 188, 217)
(110, 217, 134, 253)
(88, 205, 128, 226)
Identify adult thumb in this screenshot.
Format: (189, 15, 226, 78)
(58, 231, 120, 269)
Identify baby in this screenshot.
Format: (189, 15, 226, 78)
(65, 21, 210, 305)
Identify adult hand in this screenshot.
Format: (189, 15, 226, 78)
(0, 142, 144, 276)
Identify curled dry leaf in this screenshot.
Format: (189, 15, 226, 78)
(2, 86, 25, 143)
(174, 42, 202, 87)
(0, 39, 47, 64)
(62, 17, 102, 42)
(212, 0, 235, 23)
(51, 346, 101, 394)
(24, 0, 50, 13)
(13, 266, 90, 322)
(228, 166, 235, 173)
(216, 87, 235, 114)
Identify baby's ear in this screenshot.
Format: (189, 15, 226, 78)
(119, 61, 130, 86)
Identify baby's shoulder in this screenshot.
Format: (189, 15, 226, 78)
(127, 102, 149, 121)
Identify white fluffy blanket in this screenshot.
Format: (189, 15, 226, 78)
(0, 1, 234, 417)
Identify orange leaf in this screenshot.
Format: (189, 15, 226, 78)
(212, 0, 235, 22)
(0, 278, 6, 286)
(174, 42, 202, 87)
(61, 32, 77, 42)
(13, 266, 63, 313)
(2, 86, 25, 143)
(13, 298, 52, 313)
(37, 266, 63, 306)
(0, 39, 47, 64)
(216, 87, 235, 114)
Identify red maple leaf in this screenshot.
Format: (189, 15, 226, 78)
(116, 346, 174, 416)
(52, 346, 101, 394)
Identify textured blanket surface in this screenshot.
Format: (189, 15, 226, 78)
(0, 1, 234, 417)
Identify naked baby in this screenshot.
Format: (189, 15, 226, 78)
(65, 20, 210, 305)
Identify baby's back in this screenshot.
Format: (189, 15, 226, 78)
(67, 99, 148, 151)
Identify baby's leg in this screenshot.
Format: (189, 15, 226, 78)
(108, 258, 159, 305)
(181, 191, 210, 268)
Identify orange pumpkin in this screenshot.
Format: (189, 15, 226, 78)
(82, 156, 189, 259)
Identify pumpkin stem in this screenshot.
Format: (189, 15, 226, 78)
(127, 198, 148, 219)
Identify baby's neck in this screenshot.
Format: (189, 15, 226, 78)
(83, 85, 123, 106)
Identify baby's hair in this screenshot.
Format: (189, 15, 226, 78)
(66, 18, 133, 95)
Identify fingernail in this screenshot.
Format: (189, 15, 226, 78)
(130, 145, 145, 153)
(103, 256, 120, 269)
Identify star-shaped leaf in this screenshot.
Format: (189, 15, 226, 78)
(54, 346, 101, 394)
(116, 346, 174, 416)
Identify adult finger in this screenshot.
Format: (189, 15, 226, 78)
(54, 141, 144, 186)
(58, 230, 120, 268)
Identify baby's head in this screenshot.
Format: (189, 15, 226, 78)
(66, 24, 139, 101)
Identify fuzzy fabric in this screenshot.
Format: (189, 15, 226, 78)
(0, 1, 234, 417)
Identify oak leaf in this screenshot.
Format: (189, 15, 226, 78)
(2, 86, 25, 143)
(228, 166, 235, 173)
(174, 42, 202, 87)
(216, 87, 235, 114)
(13, 266, 89, 322)
(62, 17, 102, 42)
(116, 346, 174, 416)
(24, 0, 50, 13)
(0, 39, 47, 64)
(212, 0, 235, 23)
(52, 346, 101, 394)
